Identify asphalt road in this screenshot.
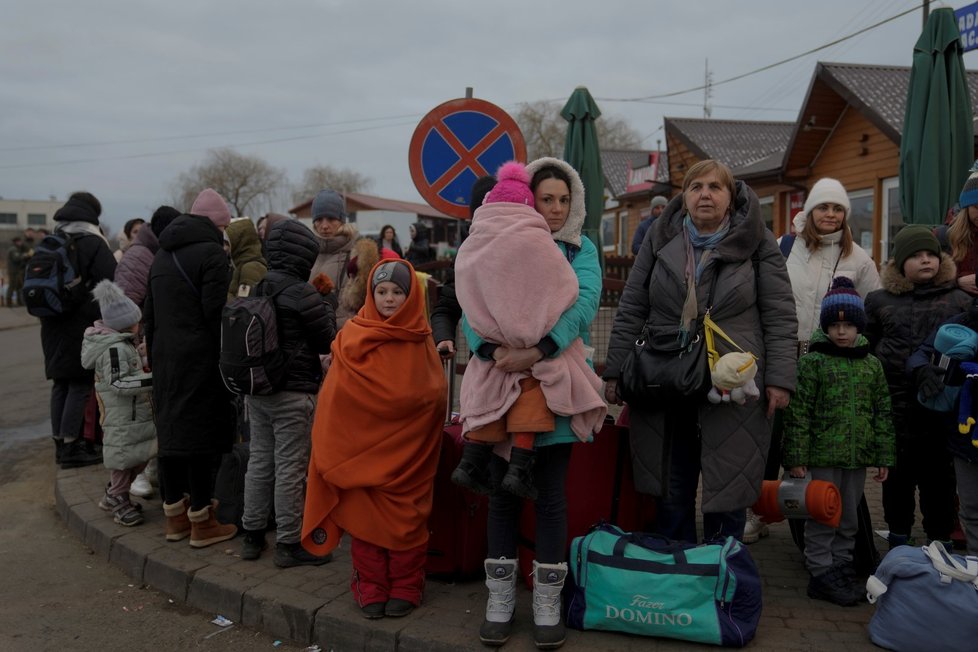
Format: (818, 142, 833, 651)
(0, 322, 306, 652)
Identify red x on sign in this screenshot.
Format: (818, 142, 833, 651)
(408, 98, 526, 219)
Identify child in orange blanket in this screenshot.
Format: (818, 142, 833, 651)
(301, 260, 446, 620)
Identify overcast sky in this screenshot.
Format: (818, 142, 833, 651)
(1, 0, 967, 233)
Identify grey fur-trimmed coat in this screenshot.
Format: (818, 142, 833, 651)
(604, 181, 798, 513)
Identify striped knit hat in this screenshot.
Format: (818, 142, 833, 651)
(820, 276, 866, 333)
(960, 171, 978, 209)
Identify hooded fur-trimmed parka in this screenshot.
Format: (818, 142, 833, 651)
(226, 219, 267, 301)
(864, 253, 970, 428)
(605, 181, 798, 512)
(339, 236, 381, 316)
(462, 156, 602, 447)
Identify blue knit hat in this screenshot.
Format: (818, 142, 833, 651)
(820, 276, 866, 333)
(311, 189, 346, 223)
(959, 171, 978, 210)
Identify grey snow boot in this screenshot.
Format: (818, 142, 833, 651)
(479, 557, 517, 646)
(532, 560, 567, 649)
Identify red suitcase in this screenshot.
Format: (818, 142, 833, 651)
(425, 358, 490, 580)
(517, 417, 655, 586)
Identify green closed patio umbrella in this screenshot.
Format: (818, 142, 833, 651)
(562, 86, 605, 269)
(899, 6, 974, 225)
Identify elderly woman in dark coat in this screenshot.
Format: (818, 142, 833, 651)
(604, 160, 797, 544)
(144, 188, 237, 549)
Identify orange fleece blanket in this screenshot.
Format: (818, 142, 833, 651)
(301, 260, 447, 555)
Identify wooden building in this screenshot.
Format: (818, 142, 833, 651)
(289, 191, 462, 253)
(664, 117, 795, 236)
(782, 62, 978, 262)
(600, 149, 669, 255)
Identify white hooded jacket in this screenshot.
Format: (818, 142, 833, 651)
(781, 211, 881, 341)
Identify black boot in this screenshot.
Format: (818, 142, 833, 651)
(240, 529, 267, 560)
(274, 542, 332, 568)
(59, 437, 102, 469)
(501, 448, 538, 500)
(54, 438, 64, 465)
(451, 443, 493, 495)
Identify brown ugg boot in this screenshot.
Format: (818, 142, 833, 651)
(163, 495, 191, 542)
(188, 500, 237, 548)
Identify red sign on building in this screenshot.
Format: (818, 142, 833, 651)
(625, 152, 660, 194)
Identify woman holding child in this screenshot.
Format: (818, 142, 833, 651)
(460, 157, 602, 650)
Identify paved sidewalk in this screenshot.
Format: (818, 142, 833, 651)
(0, 305, 38, 331)
(56, 462, 899, 651)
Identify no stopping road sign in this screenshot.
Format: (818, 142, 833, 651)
(408, 97, 526, 219)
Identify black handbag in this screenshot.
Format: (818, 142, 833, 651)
(617, 263, 722, 406)
(617, 325, 710, 406)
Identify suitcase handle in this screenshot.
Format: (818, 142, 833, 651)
(442, 355, 456, 424)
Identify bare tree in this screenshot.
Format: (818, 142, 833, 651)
(292, 165, 372, 204)
(514, 100, 643, 161)
(170, 148, 286, 217)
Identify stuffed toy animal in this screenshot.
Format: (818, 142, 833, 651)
(707, 351, 760, 405)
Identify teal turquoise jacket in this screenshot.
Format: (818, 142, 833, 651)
(463, 236, 602, 447)
(783, 329, 895, 469)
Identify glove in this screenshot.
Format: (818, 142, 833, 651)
(916, 364, 946, 401)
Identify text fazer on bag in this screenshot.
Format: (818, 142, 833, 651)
(866, 542, 978, 652)
(566, 523, 761, 647)
(219, 286, 289, 395)
(23, 232, 85, 317)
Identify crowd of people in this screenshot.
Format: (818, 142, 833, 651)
(21, 159, 978, 649)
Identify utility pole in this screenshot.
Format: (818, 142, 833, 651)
(703, 59, 713, 118)
(923, 0, 930, 28)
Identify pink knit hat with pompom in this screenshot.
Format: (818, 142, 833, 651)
(484, 161, 534, 206)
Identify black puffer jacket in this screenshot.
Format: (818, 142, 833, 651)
(40, 216, 117, 380)
(865, 254, 971, 422)
(260, 220, 336, 393)
(145, 214, 234, 457)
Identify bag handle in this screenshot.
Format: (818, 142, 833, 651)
(612, 531, 689, 565)
(923, 542, 978, 588)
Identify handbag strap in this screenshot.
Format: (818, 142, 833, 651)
(171, 250, 200, 299)
(923, 542, 978, 588)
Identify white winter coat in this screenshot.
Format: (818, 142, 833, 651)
(781, 211, 880, 341)
(80, 325, 157, 470)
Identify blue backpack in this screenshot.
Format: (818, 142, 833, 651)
(23, 232, 85, 317)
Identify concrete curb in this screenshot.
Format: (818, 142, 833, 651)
(55, 460, 885, 651)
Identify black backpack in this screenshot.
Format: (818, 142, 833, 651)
(23, 232, 85, 317)
(219, 284, 291, 395)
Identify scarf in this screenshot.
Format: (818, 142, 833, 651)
(679, 214, 729, 345)
(58, 220, 111, 246)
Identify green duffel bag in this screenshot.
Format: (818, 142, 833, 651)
(566, 523, 762, 647)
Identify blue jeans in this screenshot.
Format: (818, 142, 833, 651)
(242, 391, 316, 543)
(655, 408, 746, 544)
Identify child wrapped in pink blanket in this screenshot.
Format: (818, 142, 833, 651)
(451, 161, 607, 499)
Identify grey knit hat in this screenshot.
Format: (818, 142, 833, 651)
(650, 195, 668, 209)
(311, 189, 346, 223)
(371, 261, 412, 296)
(92, 280, 141, 331)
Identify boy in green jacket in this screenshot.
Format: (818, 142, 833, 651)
(783, 277, 894, 607)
